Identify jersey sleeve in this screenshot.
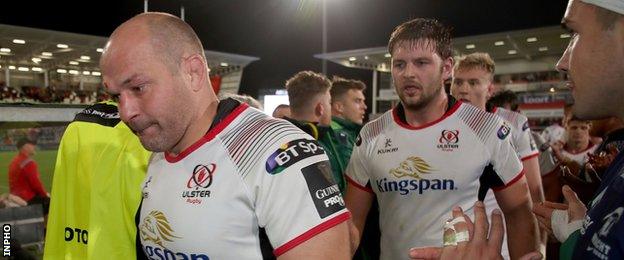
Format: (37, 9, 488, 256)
(486, 121, 525, 191)
(23, 161, 47, 197)
(253, 135, 350, 257)
(344, 134, 374, 193)
(513, 117, 539, 160)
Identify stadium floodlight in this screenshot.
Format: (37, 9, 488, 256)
(96, 48, 104, 53)
(56, 69, 67, 73)
(42, 52, 53, 57)
(0, 48, 11, 53)
(69, 61, 79, 65)
(83, 71, 91, 75)
(494, 41, 505, 46)
(384, 53, 391, 58)
(526, 37, 538, 43)
(69, 70, 79, 75)
(538, 47, 548, 52)
(9, 66, 16, 70)
(57, 44, 69, 49)
(80, 56, 91, 60)
(220, 62, 228, 67)
(32, 67, 43, 72)
(560, 33, 571, 39)
(465, 44, 476, 49)
(348, 57, 357, 61)
(32, 57, 42, 63)
(92, 71, 101, 76)
(508, 50, 517, 55)
(13, 39, 26, 44)
(18, 67, 29, 72)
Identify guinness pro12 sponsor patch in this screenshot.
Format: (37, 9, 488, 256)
(301, 161, 345, 218)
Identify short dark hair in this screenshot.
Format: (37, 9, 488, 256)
(388, 18, 453, 60)
(488, 90, 519, 111)
(330, 76, 366, 104)
(16, 138, 36, 149)
(285, 71, 331, 115)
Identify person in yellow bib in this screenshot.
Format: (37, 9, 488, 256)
(44, 101, 151, 259)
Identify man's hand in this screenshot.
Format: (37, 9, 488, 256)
(408, 201, 542, 260)
(533, 185, 587, 241)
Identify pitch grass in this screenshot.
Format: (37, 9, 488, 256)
(0, 150, 57, 194)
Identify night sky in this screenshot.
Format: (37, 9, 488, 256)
(1, 0, 568, 99)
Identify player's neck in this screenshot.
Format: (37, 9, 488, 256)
(403, 90, 448, 127)
(290, 112, 319, 124)
(168, 98, 219, 156)
(565, 140, 590, 153)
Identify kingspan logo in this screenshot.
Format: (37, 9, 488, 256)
(140, 211, 209, 260)
(266, 138, 325, 174)
(378, 156, 456, 195)
(140, 211, 180, 248)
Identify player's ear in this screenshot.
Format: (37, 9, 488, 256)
(182, 53, 207, 93)
(441, 56, 453, 80)
(315, 102, 324, 119)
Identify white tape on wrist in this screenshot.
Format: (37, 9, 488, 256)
(551, 209, 583, 242)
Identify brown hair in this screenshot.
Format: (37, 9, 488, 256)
(388, 18, 453, 60)
(330, 76, 366, 104)
(454, 52, 496, 80)
(285, 71, 331, 114)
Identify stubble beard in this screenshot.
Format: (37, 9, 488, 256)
(399, 74, 444, 112)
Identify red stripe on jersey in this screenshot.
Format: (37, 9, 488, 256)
(346, 175, 374, 194)
(273, 211, 351, 256)
(392, 101, 462, 130)
(165, 103, 249, 163)
(520, 152, 539, 161)
(228, 118, 271, 161)
(492, 170, 525, 191)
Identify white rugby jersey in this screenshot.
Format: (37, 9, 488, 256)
(138, 100, 350, 259)
(561, 143, 598, 165)
(483, 106, 539, 259)
(491, 107, 539, 161)
(346, 100, 523, 260)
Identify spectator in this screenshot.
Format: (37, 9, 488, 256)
(284, 71, 348, 192)
(272, 104, 291, 119)
(8, 138, 49, 211)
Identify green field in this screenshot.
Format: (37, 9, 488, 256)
(0, 150, 57, 194)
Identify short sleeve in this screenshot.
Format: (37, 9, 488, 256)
(488, 121, 525, 190)
(254, 136, 350, 256)
(514, 118, 539, 160)
(345, 135, 374, 193)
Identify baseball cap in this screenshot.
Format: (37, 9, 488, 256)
(582, 0, 624, 15)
